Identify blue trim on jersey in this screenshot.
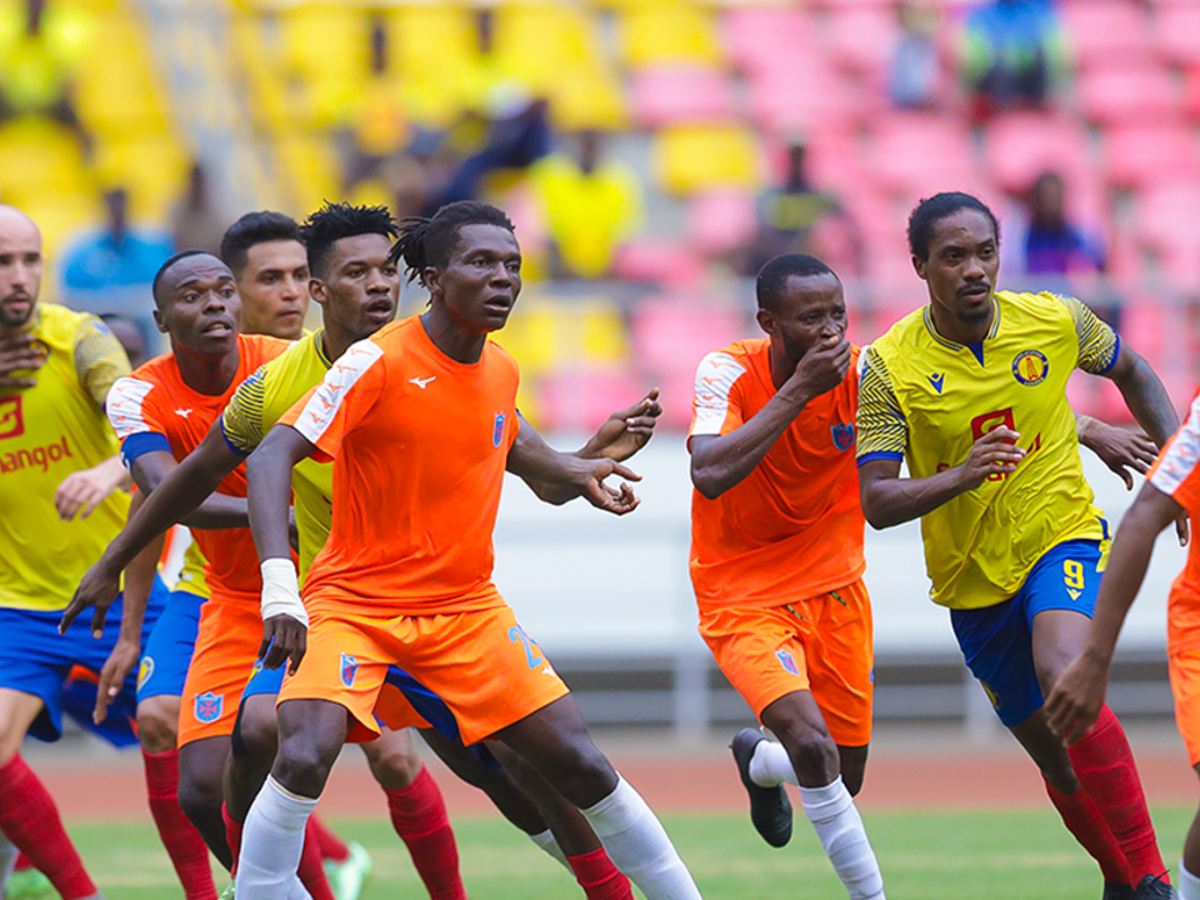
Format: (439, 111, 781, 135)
(219, 420, 250, 458)
(1098, 333, 1121, 375)
(857, 450, 904, 467)
(121, 431, 172, 468)
(967, 341, 985, 366)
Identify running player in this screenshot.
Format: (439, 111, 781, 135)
(856, 192, 1178, 900)
(0, 205, 166, 900)
(1046, 392, 1200, 900)
(689, 254, 884, 900)
(235, 201, 701, 899)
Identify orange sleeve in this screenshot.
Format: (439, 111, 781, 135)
(1149, 391, 1200, 512)
(282, 340, 387, 463)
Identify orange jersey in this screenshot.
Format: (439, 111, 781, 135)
(107, 334, 291, 603)
(281, 316, 519, 615)
(1150, 388, 1200, 649)
(688, 339, 865, 610)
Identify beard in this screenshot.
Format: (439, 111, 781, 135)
(0, 295, 35, 329)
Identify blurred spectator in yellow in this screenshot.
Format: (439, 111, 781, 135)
(170, 162, 229, 256)
(0, 0, 93, 155)
(745, 140, 862, 277)
(530, 131, 642, 280)
(341, 15, 412, 191)
(59, 187, 174, 354)
(962, 0, 1067, 117)
(98, 313, 146, 368)
(1017, 171, 1105, 276)
(891, 3, 942, 110)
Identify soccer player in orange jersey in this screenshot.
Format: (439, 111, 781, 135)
(232, 201, 701, 899)
(689, 254, 884, 900)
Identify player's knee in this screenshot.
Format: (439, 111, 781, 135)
(177, 765, 223, 823)
(778, 726, 839, 783)
(365, 743, 423, 791)
(137, 698, 179, 755)
(275, 735, 337, 798)
(540, 739, 617, 806)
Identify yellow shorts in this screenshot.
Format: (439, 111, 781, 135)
(699, 579, 874, 747)
(178, 595, 261, 748)
(279, 602, 571, 745)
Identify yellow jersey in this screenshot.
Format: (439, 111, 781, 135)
(0, 304, 131, 610)
(856, 290, 1118, 610)
(221, 330, 333, 582)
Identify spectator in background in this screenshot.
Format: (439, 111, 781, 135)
(530, 130, 642, 279)
(0, 0, 94, 156)
(1019, 171, 1105, 276)
(744, 140, 862, 277)
(170, 162, 228, 256)
(962, 0, 1068, 117)
(60, 187, 174, 355)
(340, 15, 413, 191)
(891, 3, 942, 110)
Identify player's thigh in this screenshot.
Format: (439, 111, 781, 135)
(1026, 540, 1104, 692)
(274, 698, 352, 798)
(0, 689, 45, 763)
(137, 694, 181, 754)
(359, 726, 422, 791)
(178, 733, 232, 809)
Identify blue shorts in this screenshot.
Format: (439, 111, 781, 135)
(951, 539, 1104, 727)
(0, 576, 169, 743)
(137, 589, 206, 703)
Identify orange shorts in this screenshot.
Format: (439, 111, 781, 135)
(279, 601, 571, 745)
(1168, 586, 1200, 766)
(178, 595, 262, 748)
(698, 579, 874, 747)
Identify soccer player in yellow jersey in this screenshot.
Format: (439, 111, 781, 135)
(856, 192, 1180, 900)
(0, 205, 168, 900)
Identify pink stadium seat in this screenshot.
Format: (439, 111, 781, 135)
(630, 297, 748, 380)
(747, 60, 869, 134)
(722, 6, 811, 76)
(1102, 124, 1200, 190)
(1079, 64, 1181, 126)
(1059, 0, 1154, 69)
(983, 112, 1092, 194)
(825, 5, 899, 77)
(1157, 3, 1200, 66)
(611, 239, 706, 288)
(630, 66, 737, 129)
(686, 189, 758, 257)
(1135, 180, 1200, 254)
(536, 369, 648, 433)
(868, 113, 983, 199)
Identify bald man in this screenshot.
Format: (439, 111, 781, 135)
(0, 206, 168, 900)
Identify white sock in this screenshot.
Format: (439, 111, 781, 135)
(800, 777, 885, 900)
(286, 875, 314, 900)
(580, 775, 702, 900)
(0, 830, 17, 895)
(234, 775, 319, 900)
(1180, 861, 1200, 900)
(529, 828, 571, 871)
(748, 739, 798, 787)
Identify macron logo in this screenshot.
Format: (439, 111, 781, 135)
(409, 376, 436, 390)
(927, 373, 945, 394)
(175, 408, 193, 419)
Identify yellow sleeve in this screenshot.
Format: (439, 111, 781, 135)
(73, 316, 132, 409)
(1055, 294, 1120, 375)
(855, 346, 908, 463)
(220, 365, 269, 455)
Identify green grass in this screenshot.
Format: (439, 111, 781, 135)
(66, 807, 1195, 899)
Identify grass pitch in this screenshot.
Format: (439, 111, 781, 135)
(72, 806, 1194, 899)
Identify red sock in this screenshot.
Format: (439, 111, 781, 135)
(308, 813, 351, 864)
(143, 750, 217, 900)
(1044, 777, 1130, 884)
(1067, 705, 1169, 884)
(386, 767, 466, 900)
(14, 852, 31, 872)
(0, 755, 97, 899)
(222, 804, 243, 873)
(298, 817, 337, 900)
(566, 847, 635, 900)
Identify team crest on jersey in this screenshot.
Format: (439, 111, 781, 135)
(1012, 350, 1049, 386)
(137, 657, 155, 691)
(0, 396, 24, 440)
(340, 653, 358, 687)
(776, 649, 800, 677)
(194, 691, 224, 724)
(493, 412, 506, 448)
(831, 422, 855, 452)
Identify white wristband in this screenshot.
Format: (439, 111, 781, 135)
(260, 558, 308, 627)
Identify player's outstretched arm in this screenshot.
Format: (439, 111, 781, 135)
(859, 428, 1027, 529)
(130, 438, 248, 530)
(692, 337, 850, 499)
(1045, 482, 1181, 744)
(576, 388, 663, 464)
(507, 416, 642, 515)
(59, 423, 245, 635)
(246, 423, 316, 674)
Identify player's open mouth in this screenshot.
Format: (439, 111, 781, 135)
(365, 299, 393, 318)
(483, 297, 512, 314)
(202, 319, 235, 335)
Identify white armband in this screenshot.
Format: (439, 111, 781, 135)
(260, 558, 308, 627)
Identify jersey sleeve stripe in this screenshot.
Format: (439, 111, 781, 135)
(106, 376, 156, 440)
(291, 339, 385, 446)
(690, 351, 746, 437)
(857, 450, 904, 467)
(219, 420, 250, 458)
(1150, 395, 1200, 498)
(120, 431, 171, 468)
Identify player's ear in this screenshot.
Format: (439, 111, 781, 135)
(756, 307, 777, 337)
(152, 307, 167, 334)
(308, 278, 327, 307)
(423, 266, 441, 299)
(911, 254, 928, 282)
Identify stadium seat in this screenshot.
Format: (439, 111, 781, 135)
(651, 125, 761, 195)
(1157, 3, 1200, 66)
(1059, 0, 1155, 70)
(685, 189, 757, 257)
(535, 369, 648, 433)
(983, 112, 1093, 194)
(868, 113, 985, 199)
(1101, 124, 1200, 190)
(721, 5, 811, 76)
(825, 5, 898, 78)
(611, 238, 706, 287)
(1078, 63, 1181, 126)
(746, 61, 868, 134)
(619, 4, 724, 67)
(630, 66, 737, 129)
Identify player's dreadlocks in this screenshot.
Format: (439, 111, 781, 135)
(907, 192, 1000, 261)
(389, 201, 515, 286)
(300, 202, 398, 279)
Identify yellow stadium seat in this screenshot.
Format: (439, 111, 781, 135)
(277, 4, 370, 128)
(93, 137, 189, 221)
(275, 133, 340, 214)
(0, 119, 92, 206)
(619, 4, 723, 67)
(75, 13, 169, 133)
(499, 296, 628, 375)
(652, 125, 761, 195)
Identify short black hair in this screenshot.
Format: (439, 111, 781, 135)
(390, 201, 516, 284)
(756, 253, 839, 312)
(220, 211, 301, 277)
(152, 250, 216, 308)
(299, 202, 398, 278)
(907, 192, 1000, 260)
